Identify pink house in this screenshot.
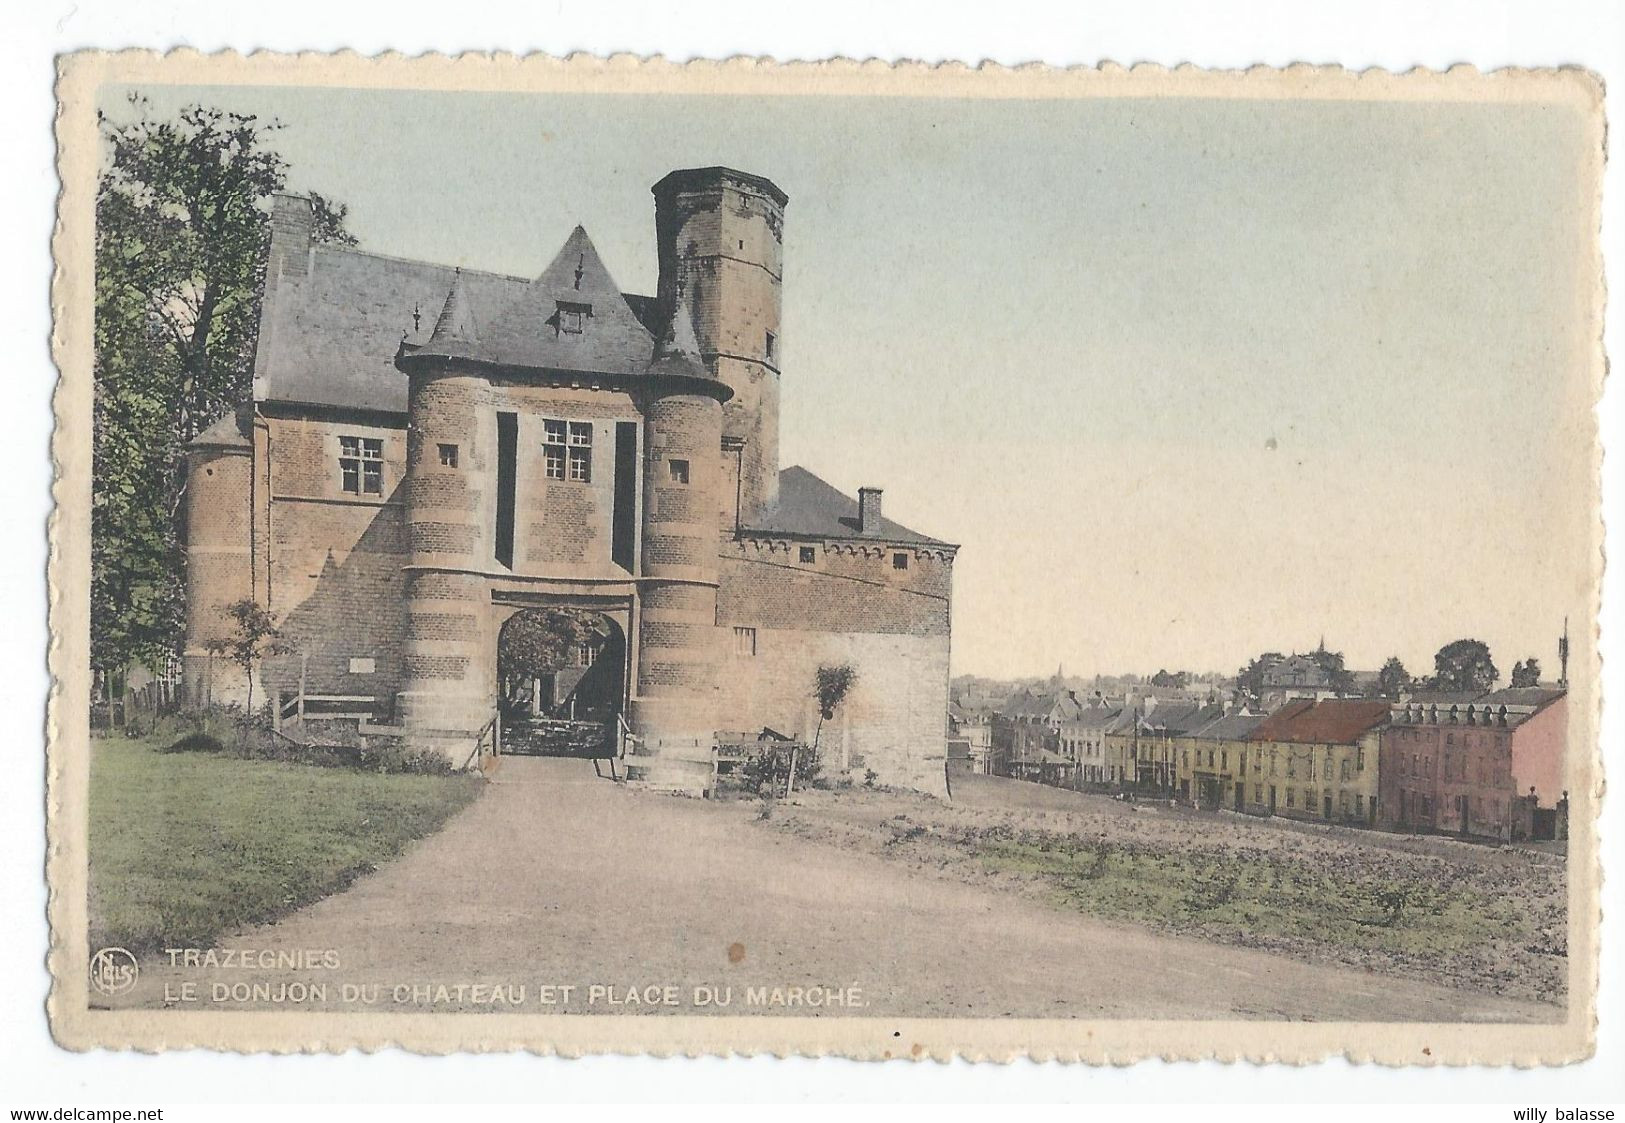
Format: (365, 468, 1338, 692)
(1483, 687, 1568, 807)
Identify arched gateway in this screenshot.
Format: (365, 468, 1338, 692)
(494, 603, 628, 759)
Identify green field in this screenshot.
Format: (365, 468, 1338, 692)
(89, 735, 484, 953)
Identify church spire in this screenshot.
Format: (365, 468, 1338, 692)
(430, 268, 478, 345)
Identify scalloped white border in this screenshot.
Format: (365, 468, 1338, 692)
(46, 48, 1607, 1063)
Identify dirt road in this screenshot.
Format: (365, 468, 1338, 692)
(113, 758, 1559, 1021)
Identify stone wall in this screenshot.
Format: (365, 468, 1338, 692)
(654, 170, 784, 524)
(715, 552, 952, 795)
(182, 443, 255, 705)
(714, 624, 950, 797)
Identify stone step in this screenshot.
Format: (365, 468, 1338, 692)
(626, 755, 712, 796)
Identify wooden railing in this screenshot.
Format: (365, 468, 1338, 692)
(462, 712, 500, 772)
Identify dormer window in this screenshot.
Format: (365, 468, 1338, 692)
(556, 300, 592, 334)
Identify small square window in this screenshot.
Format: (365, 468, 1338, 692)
(668, 459, 690, 485)
(733, 626, 757, 657)
(799, 546, 816, 564)
(892, 552, 909, 570)
(438, 443, 459, 468)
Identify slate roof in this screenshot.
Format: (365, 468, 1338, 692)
(998, 688, 1081, 722)
(1103, 708, 1141, 735)
(1476, 687, 1566, 710)
(1137, 701, 1208, 736)
(190, 410, 251, 449)
(1247, 699, 1390, 744)
(256, 234, 668, 414)
(745, 466, 952, 546)
(1403, 690, 1485, 705)
(1190, 711, 1267, 742)
(1066, 703, 1124, 730)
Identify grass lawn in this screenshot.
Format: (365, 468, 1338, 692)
(89, 735, 484, 953)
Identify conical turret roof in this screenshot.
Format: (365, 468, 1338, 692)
(429, 268, 478, 345)
(646, 279, 710, 381)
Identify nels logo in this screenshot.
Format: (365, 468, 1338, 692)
(89, 947, 139, 996)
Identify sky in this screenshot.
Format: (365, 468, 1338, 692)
(101, 83, 1600, 682)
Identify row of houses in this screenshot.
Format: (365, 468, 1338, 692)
(953, 685, 1568, 843)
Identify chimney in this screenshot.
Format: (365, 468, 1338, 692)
(268, 193, 315, 282)
(858, 487, 883, 535)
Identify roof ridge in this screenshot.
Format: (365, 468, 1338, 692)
(310, 241, 532, 284)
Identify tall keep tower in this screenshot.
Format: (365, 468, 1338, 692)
(652, 167, 787, 528)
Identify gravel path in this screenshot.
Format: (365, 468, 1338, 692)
(109, 757, 1560, 1022)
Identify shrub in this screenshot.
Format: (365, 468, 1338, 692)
(148, 704, 456, 776)
(162, 732, 225, 754)
(740, 742, 821, 796)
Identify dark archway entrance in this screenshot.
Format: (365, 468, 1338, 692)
(496, 607, 627, 759)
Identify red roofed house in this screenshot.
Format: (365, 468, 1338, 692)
(1246, 698, 1389, 825)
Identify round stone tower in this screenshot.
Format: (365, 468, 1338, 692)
(652, 167, 787, 528)
(626, 290, 731, 792)
(182, 412, 256, 706)
(395, 272, 498, 750)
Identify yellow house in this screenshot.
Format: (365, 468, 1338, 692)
(1176, 710, 1266, 811)
(1245, 698, 1387, 825)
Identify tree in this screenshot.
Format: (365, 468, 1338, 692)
(1235, 652, 1284, 703)
(497, 609, 598, 708)
(1150, 669, 1190, 689)
(1377, 656, 1413, 698)
(207, 598, 289, 715)
(93, 96, 354, 683)
(1511, 658, 1543, 688)
(1308, 644, 1356, 695)
(1429, 639, 1499, 693)
(789, 663, 858, 795)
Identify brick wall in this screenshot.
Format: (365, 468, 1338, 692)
(264, 500, 407, 717)
(238, 414, 411, 716)
(717, 548, 951, 636)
